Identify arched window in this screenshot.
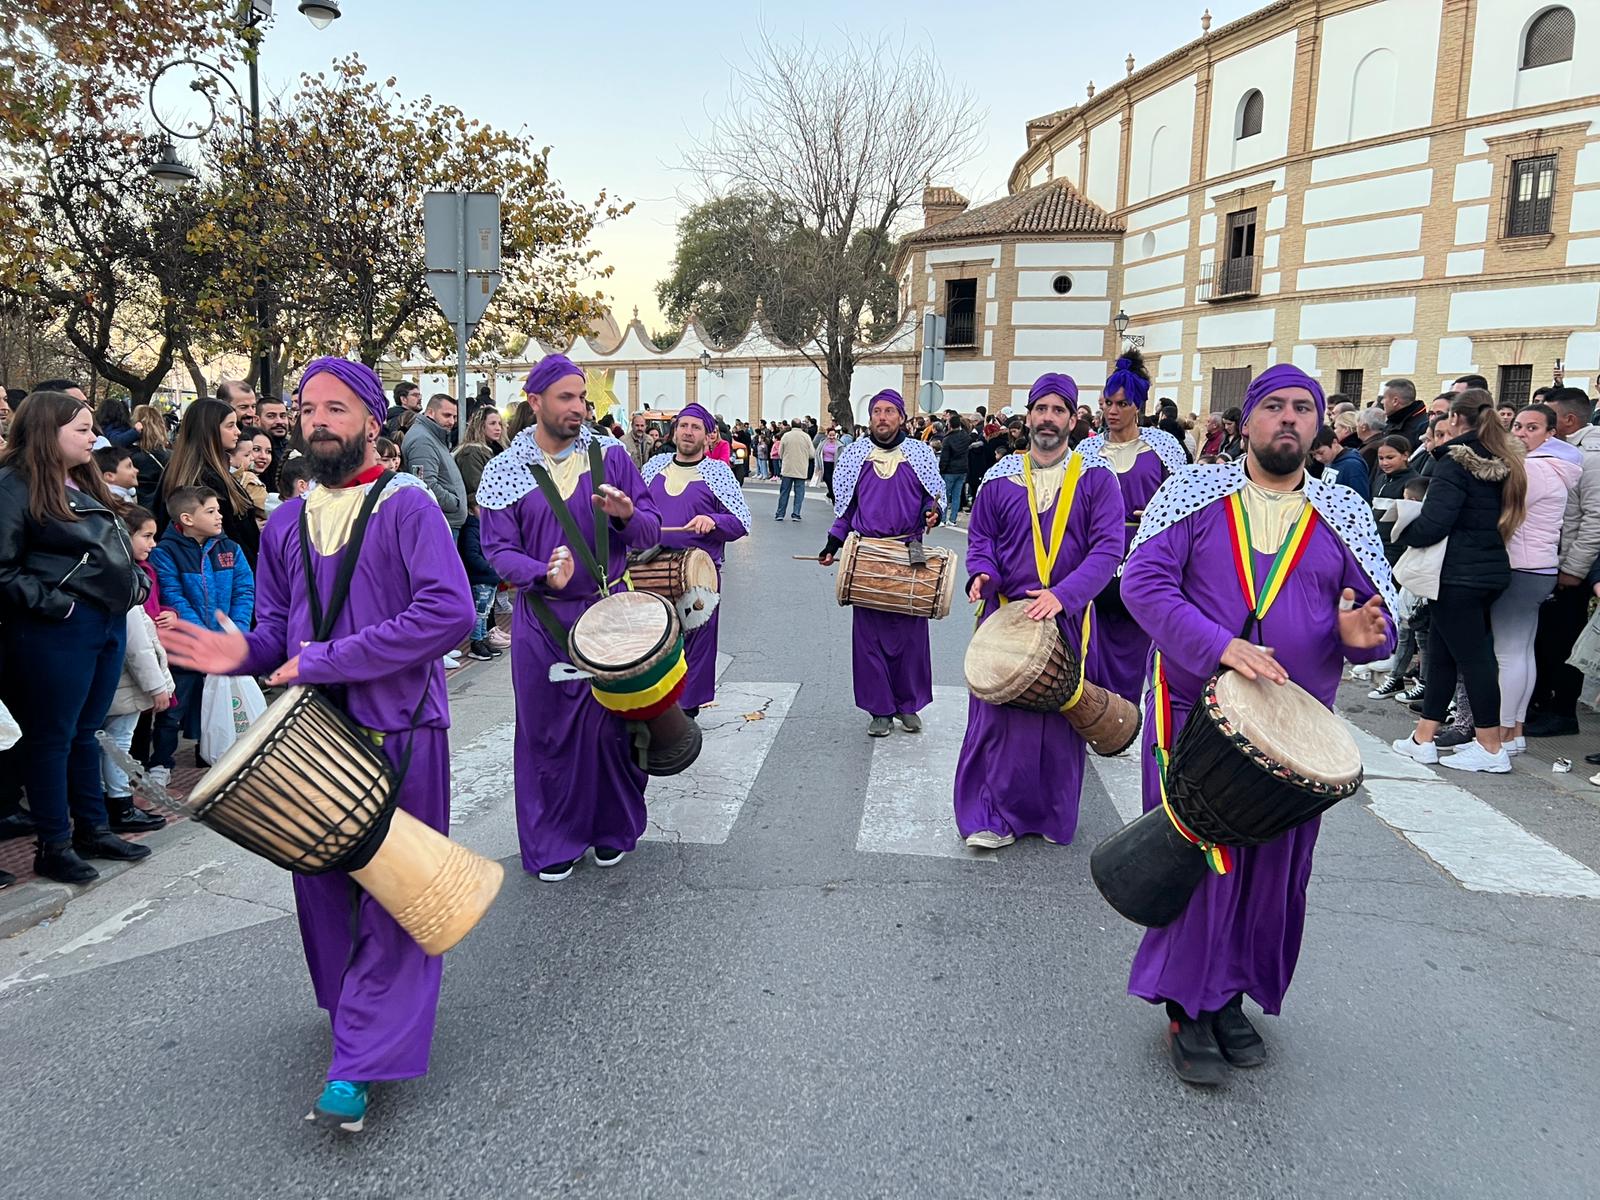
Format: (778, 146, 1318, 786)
(1523, 7, 1575, 69)
(1236, 90, 1264, 140)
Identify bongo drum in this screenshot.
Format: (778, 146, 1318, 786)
(568, 590, 703, 776)
(834, 533, 955, 620)
(626, 547, 720, 631)
(1090, 669, 1364, 928)
(146, 686, 502, 955)
(963, 601, 1140, 756)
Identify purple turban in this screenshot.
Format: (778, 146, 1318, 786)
(1241, 363, 1326, 427)
(1102, 356, 1151, 411)
(298, 357, 388, 428)
(867, 389, 905, 416)
(675, 402, 715, 434)
(523, 353, 585, 397)
(1028, 373, 1078, 408)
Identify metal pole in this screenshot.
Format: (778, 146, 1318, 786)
(455, 191, 469, 439)
(248, 42, 273, 401)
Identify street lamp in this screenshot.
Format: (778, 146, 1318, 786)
(1113, 307, 1145, 350)
(149, 137, 199, 193)
(698, 349, 725, 378)
(298, 1, 342, 28)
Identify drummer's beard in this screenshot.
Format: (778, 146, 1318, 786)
(293, 427, 369, 487)
(1254, 443, 1306, 477)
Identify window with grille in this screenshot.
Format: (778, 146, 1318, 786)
(1506, 154, 1557, 237)
(1498, 365, 1533, 407)
(1522, 7, 1575, 69)
(1337, 369, 1365, 403)
(944, 278, 977, 348)
(1211, 366, 1252, 414)
(1237, 90, 1264, 140)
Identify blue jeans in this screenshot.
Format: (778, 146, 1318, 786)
(942, 473, 965, 519)
(151, 667, 204, 769)
(470, 583, 496, 642)
(99, 710, 142, 799)
(3, 604, 126, 843)
(776, 476, 804, 518)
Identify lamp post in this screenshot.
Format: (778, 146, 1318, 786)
(1113, 307, 1145, 350)
(698, 349, 725, 378)
(146, 0, 340, 400)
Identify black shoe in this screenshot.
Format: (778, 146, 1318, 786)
(1524, 714, 1579, 738)
(592, 846, 625, 868)
(790, 514, 802, 521)
(71, 828, 152, 863)
(1435, 725, 1473, 749)
(1583, 750, 1600, 766)
(1208, 996, 1267, 1068)
(34, 841, 99, 884)
(466, 640, 496, 662)
(537, 858, 578, 882)
(684, 706, 700, 719)
(0, 868, 13, 888)
(1165, 1003, 1228, 1086)
(0, 812, 36, 839)
(106, 799, 166, 834)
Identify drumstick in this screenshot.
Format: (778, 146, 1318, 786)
(793, 554, 824, 561)
(660, 525, 693, 533)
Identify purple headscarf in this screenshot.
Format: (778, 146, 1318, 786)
(1102, 356, 1151, 411)
(675, 402, 715, 434)
(867, 389, 905, 417)
(298, 357, 388, 428)
(523, 353, 585, 397)
(1028, 373, 1078, 408)
(1241, 363, 1326, 427)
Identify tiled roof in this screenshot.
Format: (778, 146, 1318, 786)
(923, 186, 969, 207)
(903, 178, 1124, 247)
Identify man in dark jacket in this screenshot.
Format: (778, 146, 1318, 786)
(383, 381, 421, 437)
(938, 416, 974, 524)
(1381, 378, 1428, 449)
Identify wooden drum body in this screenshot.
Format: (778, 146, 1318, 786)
(626, 547, 720, 632)
(186, 686, 503, 955)
(963, 602, 1140, 756)
(1090, 669, 1364, 928)
(835, 534, 955, 621)
(569, 591, 703, 776)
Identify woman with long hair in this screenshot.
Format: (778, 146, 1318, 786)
(129, 403, 170, 509)
(0, 391, 153, 882)
(454, 404, 505, 500)
(1393, 388, 1527, 773)
(160, 398, 260, 563)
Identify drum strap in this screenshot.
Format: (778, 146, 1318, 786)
(1151, 652, 1233, 876)
(1224, 493, 1320, 641)
(524, 442, 622, 658)
(1016, 451, 1093, 711)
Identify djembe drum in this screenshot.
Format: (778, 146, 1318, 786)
(964, 601, 1140, 756)
(1090, 669, 1364, 928)
(626, 546, 720, 631)
(834, 533, 956, 620)
(103, 686, 503, 956)
(568, 590, 703, 776)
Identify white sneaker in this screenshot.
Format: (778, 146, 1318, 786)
(1349, 664, 1373, 681)
(963, 830, 1015, 850)
(1504, 736, 1526, 757)
(146, 765, 171, 788)
(1439, 741, 1512, 774)
(1391, 736, 1438, 764)
(441, 651, 462, 669)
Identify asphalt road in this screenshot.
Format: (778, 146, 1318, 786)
(3, 483, 1597, 1200)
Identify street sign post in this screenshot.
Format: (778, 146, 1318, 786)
(425, 191, 501, 436)
(920, 311, 947, 383)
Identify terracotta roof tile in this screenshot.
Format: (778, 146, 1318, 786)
(903, 178, 1123, 247)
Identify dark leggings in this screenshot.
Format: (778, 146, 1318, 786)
(1422, 583, 1503, 726)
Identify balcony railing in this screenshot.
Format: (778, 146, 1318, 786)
(945, 306, 977, 348)
(1198, 255, 1259, 302)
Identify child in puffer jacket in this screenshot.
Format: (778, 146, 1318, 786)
(99, 507, 172, 833)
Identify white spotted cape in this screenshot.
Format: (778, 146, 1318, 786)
(979, 445, 1114, 486)
(640, 452, 752, 532)
(476, 426, 621, 512)
(831, 436, 944, 518)
(1074, 426, 1188, 477)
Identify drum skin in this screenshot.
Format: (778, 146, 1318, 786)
(834, 533, 955, 620)
(627, 548, 721, 632)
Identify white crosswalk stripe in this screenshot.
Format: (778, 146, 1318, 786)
(1084, 747, 1146, 824)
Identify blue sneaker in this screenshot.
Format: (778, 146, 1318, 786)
(306, 1080, 368, 1132)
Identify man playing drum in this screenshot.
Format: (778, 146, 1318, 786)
(161, 358, 476, 1133)
(477, 354, 662, 882)
(819, 389, 944, 736)
(1119, 363, 1395, 1086)
(640, 402, 751, 715)
(954, 374, 1124, 848)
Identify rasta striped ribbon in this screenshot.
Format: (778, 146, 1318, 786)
(1152, 651, 1233, 876)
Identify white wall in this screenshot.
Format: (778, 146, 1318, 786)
(1085, 115, 1123, 212)
(1128, 75, 1197, 204)
(1051, 138, 1083, 187)
(638, 368, 686, 411)
(1312, 0, 1441, 148)
(1468, 2, 1595, 117)
(1206, 29, 1298, 177)
(850, 363, 908, 422)
(761, 365, 822, 422)
(699, 368, 750, 425)
(1447, 282, 1600, 332)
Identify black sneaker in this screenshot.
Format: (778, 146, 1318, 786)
(1395, 682, 1425, 704)
(1435, 725, 1473, 749)
(0, 868, 14, 889)
(71, 828, 152, 862)
(592, 847, 625, 868)
(1368, 675, 1408, 700)
(34, 841, 99, 884)
(1208, 996, 1267, 1068)
(1165, 1003, 1228, 1086)
(790, 514, 802, 521)
(466, 640, 496, 662)
(107, 799, 166, 834)
(537, 858, 578, 882)
(1525, 713, 1580, 738)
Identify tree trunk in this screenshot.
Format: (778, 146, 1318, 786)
(826, 355, 854, 433)
(179, 344, 209, 401)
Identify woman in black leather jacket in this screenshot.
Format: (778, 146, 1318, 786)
(0, 391, 153, 883)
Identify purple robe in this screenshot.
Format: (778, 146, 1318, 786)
(643, 457, 750, 709)
(954, 462, 1123, 842)
(829, 461, 937, 717)
(241, 474, 475, 1081)
(1093, 447, 1169, 701)
(478, 438, 663, 873)
(1121, 498, 1394, 1019)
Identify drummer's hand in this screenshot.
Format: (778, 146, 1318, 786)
(818, 553, 835, 567)
(159, 615, 249, 675)
(924, 507, 940, 529)
(1022, 588, 1063, 621)
(968, 573, 990, 604)
(1220, 637, 1287, 684)
(593, 484, 634, 522)
(685, 514, 716, 535)
(1337, 587, 1388, 649)
(545, 545, 575, 591)
(266, 655, 301, 686)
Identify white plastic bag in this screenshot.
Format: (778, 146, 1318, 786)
(0, 696, 20, 751)
(199, 674, 268, 763)
(1567, 606, 1600, 679)
(1392, 539, 1446, 601)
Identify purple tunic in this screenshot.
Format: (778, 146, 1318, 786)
(1092, 444, 1169, 702)
(954, 463, 1123, 843)
(645, 463, 749, 709)
(1121, 500, 1394, 1019)
(241, 475, 476, 1081)
(829, 461, 937, 717)
(478, 442, 662, 873)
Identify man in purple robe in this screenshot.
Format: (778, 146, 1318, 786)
(1075, 349, 1188, 702)
(955, 374, 1124, 848)
(162, 357, 476, 1133)
(1119, 363, 1396, 1086)
(476, 355, 662, 882)
(819, 389, 944, 736)
(640, 402, 750, 714)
